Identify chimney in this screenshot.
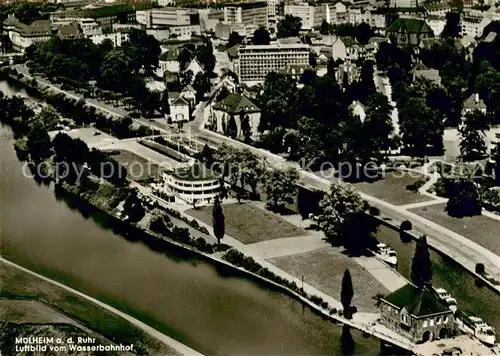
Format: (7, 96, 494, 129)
(475, 93, 479, 103)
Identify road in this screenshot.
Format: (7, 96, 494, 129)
(16, 64, 500, 289)
(0, 257, 204, 356)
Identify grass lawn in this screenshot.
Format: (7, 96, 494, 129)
(0, 262, 181, 356)
(109, 149, 162, 182)
(409, 203, 500, 256)
(186, 203, 305, 244)
(352, 171, 434, 206)
(268, 247, 389, 313)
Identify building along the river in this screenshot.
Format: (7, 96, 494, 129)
(380, 284, 455, 343)
(152, 163, 220, 206)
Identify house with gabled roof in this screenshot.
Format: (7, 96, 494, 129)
(169, 96, 191, 123)
(208, 92, 260, 139)
(387, 18, 434, 46)
(380, 284, 455, 343)
(462, 93, 486, 118)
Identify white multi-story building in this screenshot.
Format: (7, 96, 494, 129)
(157, 0, 176, 6)
(390, 0, 419, 7)
(89, 32, 129, 47)
(137, 7, 200, 28)
(330, 2, 347, 24)
(314, 3, 331, 27)
(284, 3, 314, 30)
(224, 2, 268, 30)
(154, 164, 221, 206)
(236, 42, 309, 83)
(461, 14, 492, 37)
(267, 0, 280, 30)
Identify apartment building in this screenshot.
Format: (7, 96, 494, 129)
(267, 0, 281, 29)
(224, 2, 268, 30)
(314, 3, 330, 28)
(390, 0, 419, 7)
(137, 7, 200, 28)
(347, 9, 385, 28)
(461, 14, 492, 37)
(236, 42, 309, 83)
(284, 3, 314, 30)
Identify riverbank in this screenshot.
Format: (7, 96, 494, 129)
(0, 258, 200, 356)
(53, 181, 415, 353)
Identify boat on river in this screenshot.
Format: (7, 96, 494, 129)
(457, 311, 496, 346)
(432, 287, 458, 312)
(373, 243, 398, 268)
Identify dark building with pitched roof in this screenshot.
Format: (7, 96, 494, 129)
(208, 92, 261, 139)
(387, 18, 434, 46)
(380, 284, 455, 343)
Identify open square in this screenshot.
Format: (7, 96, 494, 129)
(268, 247, 389, 313)
(186, 203, 305, 244)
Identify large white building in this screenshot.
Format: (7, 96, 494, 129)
(236, 42, 310, 83)
(153, 164, 221, 206)
(267, 0, 280, 30)
(137, 7, 200, 28)
(224, 1, 268, 33)
(284, 3, 314, 30)
(461, 13, 492, 37)
(89, 31, 129, 46)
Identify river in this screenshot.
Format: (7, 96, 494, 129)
(0, 80, 381, 355)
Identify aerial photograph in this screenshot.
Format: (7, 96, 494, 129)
(0, 0, 500, 354)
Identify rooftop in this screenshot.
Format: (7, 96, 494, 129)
(387, 18, 433, 35)
(382, 284, 451, 317)
(170, 162, 216, 181)
(212, 92, 260, 114)
(463, 93, 486, 110)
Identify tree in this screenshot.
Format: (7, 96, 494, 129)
(355, 22, 375, 45)
(180, 69, 193, 90)
(445, 176, 483, 217)
(361, 92, 395, 161)
(277, 15, 302, 38)
(441, 11, 461, 38)
(240, 110, 251, 141)
(398, 88, 444, 156)
(212, 196, 225, 248)
(123, 190, 145, 223)
(319, 20, 330, 35)
(494, 146, 500, 185)
(411, 235, 432, 288)
(195, 38, 216, 73)
(341, 269, 354, 319)
(258, 72, 298, 131)
(316, 183, 375, 255)
(26, 119, 52, 162)
(226, 114, 238, 138)
(178, 47, 192, 71)
(253, 27, 271, 45)
(263, 168, 298, 212)
(227, 31, 243, 48)
(160, 89, 170, 115)
(35, 106, 59, 131)
(459, 109, 489, 159)
(192, 72, 211, 102)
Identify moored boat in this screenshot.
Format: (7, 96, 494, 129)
(374, 243, 398, 268)
(433, 287, 458, 312)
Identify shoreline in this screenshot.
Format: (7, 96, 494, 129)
(0, 256, 204, 356)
